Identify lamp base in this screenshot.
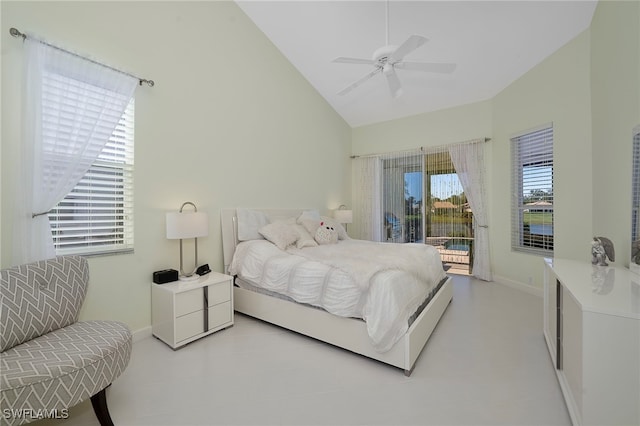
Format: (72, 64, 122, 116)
(178, 274, 200, 282)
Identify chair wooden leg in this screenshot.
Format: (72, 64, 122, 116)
(90, 388, 114, 426)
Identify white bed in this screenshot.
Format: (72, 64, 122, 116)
(221, 208, 453, 375)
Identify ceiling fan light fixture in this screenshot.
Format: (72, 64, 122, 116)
(331, 1, 456, 98)
(373, 45, 396, 63)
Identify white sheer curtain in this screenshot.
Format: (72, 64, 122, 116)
(449, 140, 492, 281)
(13, 37, 138, 265)
(353, 156, 383, 241)
(380, 150, 424, 243)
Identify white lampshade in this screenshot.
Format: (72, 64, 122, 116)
(334, 209, 353, 224)
(166, 211, 209, 239)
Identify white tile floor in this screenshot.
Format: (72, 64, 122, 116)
(37, 275, 571, 425)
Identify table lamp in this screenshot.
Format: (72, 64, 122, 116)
(334, 204, 353, 231)
(166, 202, 208, 281)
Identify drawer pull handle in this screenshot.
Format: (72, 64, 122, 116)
(203, 286, 209, 332)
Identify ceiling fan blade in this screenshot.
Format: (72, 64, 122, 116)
(389, 35, 428, 62)
(394, 61, 457, 74)
(337, 68, 381, 96)
(332, 57, 376, 65)
(385, 68, 403, 99)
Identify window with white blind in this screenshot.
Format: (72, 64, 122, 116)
(632, 128, 640, 242)
(511, 125, 554, 255)
(48, 100, 135, 256)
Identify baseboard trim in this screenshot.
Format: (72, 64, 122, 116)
(132, 326, 152, 343)
(493, 274, 542, 298)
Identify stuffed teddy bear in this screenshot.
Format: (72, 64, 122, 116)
(315, 221, 338, 245)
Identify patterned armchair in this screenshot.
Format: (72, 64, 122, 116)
(0, 256, 131, 426)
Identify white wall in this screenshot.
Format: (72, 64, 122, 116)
(491, 30, 592, 289)
(352, 100, 493, 156)
(590, 0, 640, 266)
(1, 1, 351, 333)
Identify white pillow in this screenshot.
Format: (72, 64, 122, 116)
(321, 216, 349, 240)
(259, 221, 299, 250)
(293, 224, 318, 248)
(297, 210, 321, 223)
(237, 208, 269, 241)
(299, 218, 321, 237)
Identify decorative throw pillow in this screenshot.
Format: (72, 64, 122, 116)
(293, 224, 318, 248)
(259, 221, 299, 250)
(237, 208, 269, 241)
(315, 221, 338, 245)
(299, 218, 321, 236)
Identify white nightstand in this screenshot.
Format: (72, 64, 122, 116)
(151, 271, 234, 349)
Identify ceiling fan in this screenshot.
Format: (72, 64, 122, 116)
(332, 2, 456, 98)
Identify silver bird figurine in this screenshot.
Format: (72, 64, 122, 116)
(591, 236, 615, 266)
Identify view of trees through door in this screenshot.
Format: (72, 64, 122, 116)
(382, 151, 473, 274)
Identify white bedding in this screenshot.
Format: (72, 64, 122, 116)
(229, 239, 447, 352)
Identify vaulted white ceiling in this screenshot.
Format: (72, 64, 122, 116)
(236, 1, 597, 128)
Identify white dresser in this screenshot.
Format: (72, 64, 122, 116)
(152, 272, 233, 349)
(543, 258, 640, 426)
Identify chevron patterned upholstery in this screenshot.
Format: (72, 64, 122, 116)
(1, 256, 88, 352)
(0, 256, 132, 425)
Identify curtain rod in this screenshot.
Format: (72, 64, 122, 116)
(9, 27, 154, 87)
(350, 137, 491, 159)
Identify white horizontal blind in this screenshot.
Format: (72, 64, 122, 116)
(48, 100, 134, 255)
(511, 125, 554, 255)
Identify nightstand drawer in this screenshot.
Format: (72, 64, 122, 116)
(176, 288, 203, 316)
(176, 310, 204, 342)
(207, 282, 230, 306)
(209, 301, 232, 329)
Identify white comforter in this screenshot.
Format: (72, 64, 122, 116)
(229, 239, 447, 352)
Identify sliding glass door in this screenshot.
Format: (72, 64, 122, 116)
(381, 150, 473, 273)
(424, 151, 473, 273)
(382, 154, 423, 243)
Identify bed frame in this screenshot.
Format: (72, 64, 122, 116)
(221, 208, 453, 376)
